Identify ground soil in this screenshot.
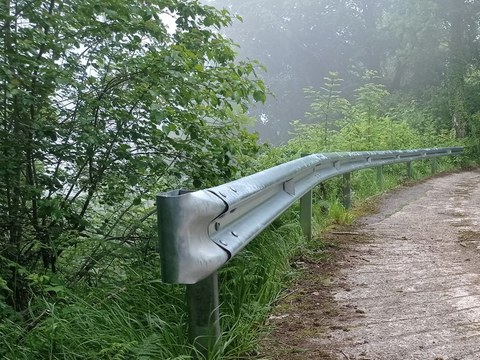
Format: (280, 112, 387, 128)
(258, 170, 480, 360)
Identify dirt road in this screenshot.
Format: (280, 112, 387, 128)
(263, 170, 480, 360)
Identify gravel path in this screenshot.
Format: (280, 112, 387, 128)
(314, 170, 480, 359)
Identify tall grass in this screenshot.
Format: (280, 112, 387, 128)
(217, 217, 304, 359)
(2, 274, 191, 359)
(0, 212, 306, 360)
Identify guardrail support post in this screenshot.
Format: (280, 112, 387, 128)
(431, 158, 437, 174)
(300, 190, 312, 241)
(343, 172, 351, 209)
(406, 161, 412, 179)
(186, 272, 220, 357)
(376, 166, 384, 190)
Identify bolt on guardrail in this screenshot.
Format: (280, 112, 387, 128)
(156, 147, 463, 357)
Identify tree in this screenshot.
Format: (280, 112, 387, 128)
(440, 0, 479, 138)
(302, 72, 349, 148)
(0, 0, 265, 311)
(207, 0, 400, 142)
(384, 0, 447, 90)
(209, 0, 480, 143)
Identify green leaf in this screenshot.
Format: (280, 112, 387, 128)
(193, 178, 202, 188)
(253, 90, 266, 103)
(43, 285, 66, 294)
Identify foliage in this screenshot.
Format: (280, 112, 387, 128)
(286, 72, 459, 157)
(0, 211, 306, 360)
(0, 0, 266, 315)
(0, 0, 474, 359)
(208, 0, 480, 144)
(292, 72, 350, 150)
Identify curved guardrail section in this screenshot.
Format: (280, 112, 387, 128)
(157, 147, 463, 285)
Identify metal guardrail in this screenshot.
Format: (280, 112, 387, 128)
(156, 147, 463, 355)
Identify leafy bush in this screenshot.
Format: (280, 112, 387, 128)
(0, 0, 265, 312)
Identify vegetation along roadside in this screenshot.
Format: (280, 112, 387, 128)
(1, 0, 479, 359)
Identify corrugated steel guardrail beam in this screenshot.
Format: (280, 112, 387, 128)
(157, 147, 463, 285)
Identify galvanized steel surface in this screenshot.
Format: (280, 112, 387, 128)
(156, 147, 463, 284)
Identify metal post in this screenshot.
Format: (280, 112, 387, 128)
(299, 153, 312, 241)
(343, 172, 351, 209)
(431, 158, 437, 174)
(376, 166, 383, 190)
(186, 272, 220, 357)
(406, 161, 412, 179)
(300, 190, 312, 241)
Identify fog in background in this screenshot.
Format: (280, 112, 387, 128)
(205, 0, 480, 144)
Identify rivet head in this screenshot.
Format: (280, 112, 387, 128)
(219, 191, 226, 197)
(231, 231, 238, 237)
(229, 186, 238, 193)
(219, 240, 228, 246)
(215, 222, 220, 231)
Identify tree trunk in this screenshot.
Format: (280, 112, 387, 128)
(446, 0, 468, 138)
